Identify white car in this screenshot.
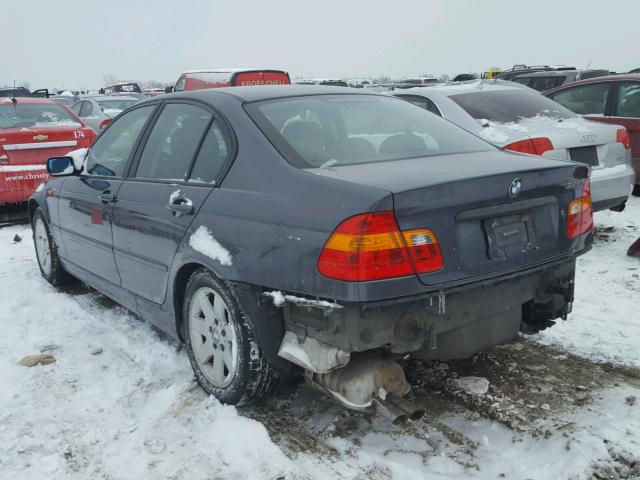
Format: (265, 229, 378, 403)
(70, 96, 140, 132)
(394, 80, 635, 212)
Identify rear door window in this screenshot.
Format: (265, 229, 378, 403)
(548, 83, 611, 116)
(85, 106, 154, 177)
(614, 82, 640, 118)
(189, 121, 230, 183)
(135, 103, 212, 181)
(80, 101, 93, 117)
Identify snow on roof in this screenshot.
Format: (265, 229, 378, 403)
(182, 68, 287, 74)
(0, 97, 58, 105)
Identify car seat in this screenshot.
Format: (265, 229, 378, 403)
(379, 133, 428, 157)
(281, 120, 327, 165)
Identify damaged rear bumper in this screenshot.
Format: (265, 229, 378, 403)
(276, 256, 578, 362)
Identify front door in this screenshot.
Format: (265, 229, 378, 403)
(58, 104, 156, 284)
(112, 101, 231, 303)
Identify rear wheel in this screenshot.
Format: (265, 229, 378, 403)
(633, 184, 640, 197)
(182, 269, 274, 405)
(32, 208, 73, 286)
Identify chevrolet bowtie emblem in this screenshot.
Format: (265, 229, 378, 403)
(33, 134, 48, 141)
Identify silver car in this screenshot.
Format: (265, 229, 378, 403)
(394, 81, 635, 212)
(70, 95, 140, 132)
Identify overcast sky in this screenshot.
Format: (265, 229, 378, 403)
(2, 0, 638, 89)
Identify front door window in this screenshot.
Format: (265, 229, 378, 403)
(85, 105, 155, 177)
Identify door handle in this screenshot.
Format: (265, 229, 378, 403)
(99, 192, 115, 203)
(167, 200, 194, 217)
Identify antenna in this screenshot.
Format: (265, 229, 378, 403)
(12, 80, 17, 106)
(586, 60, 592, 69)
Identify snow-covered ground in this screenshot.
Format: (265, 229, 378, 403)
(0, 197, 638, 480)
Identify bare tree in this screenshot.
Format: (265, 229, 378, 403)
(102, 74, 118, 86)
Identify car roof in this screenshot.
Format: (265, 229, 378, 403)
(169, 85, 382, 103)
(0, 97, 58, 105)
(182, 68, 288, 74)
(513, 69, 607, 78)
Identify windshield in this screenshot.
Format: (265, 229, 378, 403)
(0, 103, 81, 129)
(450, 90, 577, 123)
(246, 94, 493, 168)
(97, 99, 138, 110)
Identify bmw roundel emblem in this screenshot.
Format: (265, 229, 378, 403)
(508, 178, 522, 199)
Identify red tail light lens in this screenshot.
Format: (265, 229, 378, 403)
(567, 180, 593, 239)
(504, 137, 554, 156)
(99, 119, 112, 130)
(318, 211, 443, 281)
(616, 128, 631, 149)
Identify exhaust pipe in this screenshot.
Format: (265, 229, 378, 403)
(392, 396, 426, 421)
(373, 397, 408, 425)
(307, 355, 426, 424)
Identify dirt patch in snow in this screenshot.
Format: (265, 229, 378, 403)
(406, 338, 640, 435)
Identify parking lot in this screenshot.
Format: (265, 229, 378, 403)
(1, 197, 638, 479)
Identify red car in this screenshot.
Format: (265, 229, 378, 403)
(0, 97, 95, 204)
(545, 74, 640, 194)
(170, 68, 291, 93)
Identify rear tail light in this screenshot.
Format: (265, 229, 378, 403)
(0, 144, 7, 164)
(317, 211, 444, 281)
(616, 128, 631, 149)
(567, 180, 593, 239)
(99, 119, 111, 130)
(504, 137, 554, 156)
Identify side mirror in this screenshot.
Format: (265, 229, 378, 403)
(165, 86, 174, 94)
(47, 157, 76, 176)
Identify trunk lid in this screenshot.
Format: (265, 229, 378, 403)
(481, 117, 624, 170)
(310, 150, 588, 286)
(0, 125, 94, 166)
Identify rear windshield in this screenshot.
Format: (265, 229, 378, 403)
(0, 103, 81, 129)
(450, 90, 576, 123)
(106, 83, 141, 93)
(97, 99, 138, 110)
(245, 94, 493, 168)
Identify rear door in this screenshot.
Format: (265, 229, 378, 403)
(607, 81, 640, 183)
(58, 104, 156, 285)
(111, 101, 232, 303)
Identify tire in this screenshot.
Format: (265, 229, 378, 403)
(32, 208, 74, 286)
(633, 184, 640, 197)
(182, 269, 275, 405)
